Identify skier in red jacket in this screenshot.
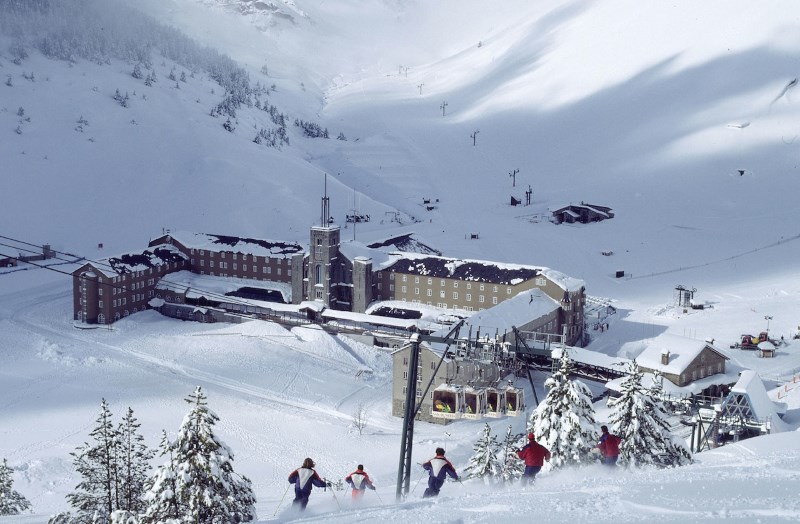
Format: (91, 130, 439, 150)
(596, 425, 622, 466)
(516, 433, 551, 483)
(345, 464, 375, 501)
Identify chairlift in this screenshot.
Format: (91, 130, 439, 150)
(462, 387, 487, 420)
(484, 387, 506, 418)
(431, 384, 464, 420)
(505, 386, 525, 416)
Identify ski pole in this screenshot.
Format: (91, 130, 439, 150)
(329, 484, 342, 510)
(273, 484, 291, 517)
(410, 472, 426, 495)
(374, 489, 385, 504)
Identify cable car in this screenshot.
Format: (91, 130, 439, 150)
(484, 387, 506, 418)
(505, 386, 525, 417)
(431, 384, 464, 420)
(462, 387, 487, 420)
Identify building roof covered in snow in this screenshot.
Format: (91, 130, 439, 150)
(156, 270, 293, 303)
(464, 288, 561, 332)
(154, 231, 304, 259)
(728, 370, 787, 419)
(379, 252, 584, 291)
(87, 244, 188, 278)
(636, 333, 728, 375)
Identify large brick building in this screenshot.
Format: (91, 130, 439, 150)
(73, 216, 585, 345)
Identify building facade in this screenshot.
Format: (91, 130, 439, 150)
(73, 221, 585, 346)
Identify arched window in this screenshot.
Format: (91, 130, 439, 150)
(97, 313, 105, 324)
(315, 264, 322, 283)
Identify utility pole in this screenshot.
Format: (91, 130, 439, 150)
(417, 83, 424, 95)
(440, 101, 448, 117)
(525, 185, 532, 205)
(470, 130, 479, 146)
(509, 168, 519, 187)
(765, 315, 773, 332)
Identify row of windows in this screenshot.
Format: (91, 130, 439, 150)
(193, 259, 287, 276)
(190, 249, 291, 264)
(392, 273, 513, 293)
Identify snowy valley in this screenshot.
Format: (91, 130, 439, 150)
(2, 0, 800, 522)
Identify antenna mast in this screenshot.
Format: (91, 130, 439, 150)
(321, 174, 331, 227)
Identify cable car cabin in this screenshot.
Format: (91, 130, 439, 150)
(462, 387, 487, 420)
(484, 387, 506, 418)
(505, 387, 525, 416)
(431, 385, 464, 420)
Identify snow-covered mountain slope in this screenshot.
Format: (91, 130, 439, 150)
(3, 2, 800, 522)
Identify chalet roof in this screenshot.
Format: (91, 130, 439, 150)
(78, 244, 188, 278)
(552, 203, 613, 216)
(636, 333, 729, 375)
(464, 288, 560, 332)
(159, 231, 304, 258)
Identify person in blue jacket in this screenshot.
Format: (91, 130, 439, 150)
(288, 457, 328, 510)
(422, 447, 459, 498)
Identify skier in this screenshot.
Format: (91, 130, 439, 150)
(422, 447, 459, 498)
(288, 457, 328, 510)
(596, 425, 622, 466)
(345, 464, 376, 501)
(516, 433, 551, 483)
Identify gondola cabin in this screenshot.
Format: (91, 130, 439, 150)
(431, 384, 464, 420)
(484, 387, 506, 418)
(462, 387, 487, 420)
(505, 386, 525, 416)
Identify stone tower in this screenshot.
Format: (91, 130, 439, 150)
(307, 178, 341, 308)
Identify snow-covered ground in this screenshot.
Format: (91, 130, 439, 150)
(2, 1, 800, 522)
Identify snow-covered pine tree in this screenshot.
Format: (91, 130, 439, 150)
(609, 360, 692, 468)
(645, 370, 693, 467)
(140, 431, 179, 524)
(529, 349, 599, 469)
(131, 63, 143, 79)
(141, 387, 256, 524)
(117, 408, 154, 514)
(497, 425, 524, 483)
(0, 458, 31, 515)
(463, 423, 501, 482)
(67, 399, 120, 523)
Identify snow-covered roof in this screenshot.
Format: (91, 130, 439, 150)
(378, 251, 584, 291)
(636, 333, 728, 375)
(156, 270, 292, 303)
(85, 244, 188, 278)
(730, 370, 787, 419)
(464, 288, 560, 332)
(163, 231, 304, 259)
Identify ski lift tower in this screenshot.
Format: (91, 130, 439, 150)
(396, 321, 463, 500)
(674, 285, 696, 308)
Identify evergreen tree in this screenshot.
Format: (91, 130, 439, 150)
(131, 63, 143, 79)
(529, 349, 599, 469)
(609, 361, 692, 468)
(463, 423, 501, 482)
(141, 387, 256, 524)
(0, 458, 31, 515)
(117, 408, 154, 513)
(140, 431, 179, 524)
(497, 425, 524, 483)
(67, 399, 120, 522)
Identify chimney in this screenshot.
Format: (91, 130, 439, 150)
(661, 350, 670, 366)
